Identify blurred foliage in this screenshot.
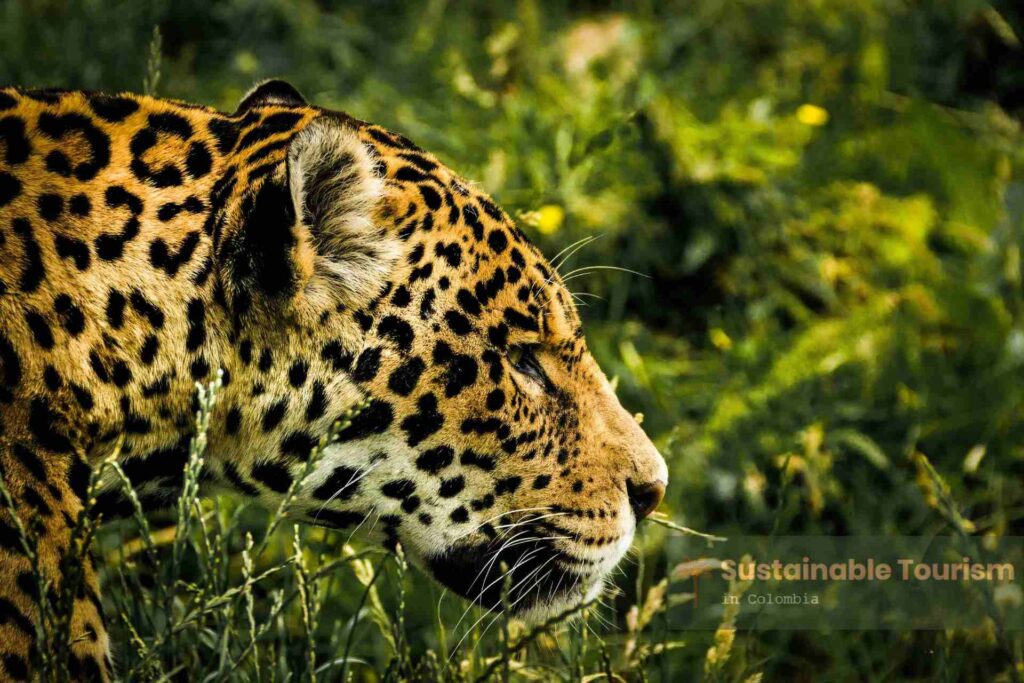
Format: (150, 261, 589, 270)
(4, 0, 1024, 679)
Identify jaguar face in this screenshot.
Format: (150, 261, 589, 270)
(276, 116, 669, 620)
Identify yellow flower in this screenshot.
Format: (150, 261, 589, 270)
(535, 204, 565, 234)
(709, 328, 733, 351)
(796, 103, 829, 127)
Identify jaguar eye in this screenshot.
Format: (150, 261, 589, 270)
(508, 345, 545, 384)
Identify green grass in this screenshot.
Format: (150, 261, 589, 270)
(52, 376, 700, 681)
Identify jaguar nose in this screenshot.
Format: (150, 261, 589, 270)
(626, 479, 666, 522)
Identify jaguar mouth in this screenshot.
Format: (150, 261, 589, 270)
(426, 535, 594, 619)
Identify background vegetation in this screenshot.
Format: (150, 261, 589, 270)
(2, 0, 1024, 680)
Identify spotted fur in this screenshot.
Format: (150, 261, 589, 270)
(0, 81, 667, 680)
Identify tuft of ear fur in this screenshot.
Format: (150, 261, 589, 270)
(235, 79, 306, 114)
(287, 117, 399, 309)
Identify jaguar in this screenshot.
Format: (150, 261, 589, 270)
(0, 80, 667, 680)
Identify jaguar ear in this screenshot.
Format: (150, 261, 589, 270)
(286, 116, 399, 308)
(235, 79, 306, 114)
(224, 116, 397, 314)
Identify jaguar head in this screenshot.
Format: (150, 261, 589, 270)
(219, 84, 667, 619)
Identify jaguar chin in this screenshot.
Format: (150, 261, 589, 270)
(422, 474, 662, 621)
(426, 523, 632, 621)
